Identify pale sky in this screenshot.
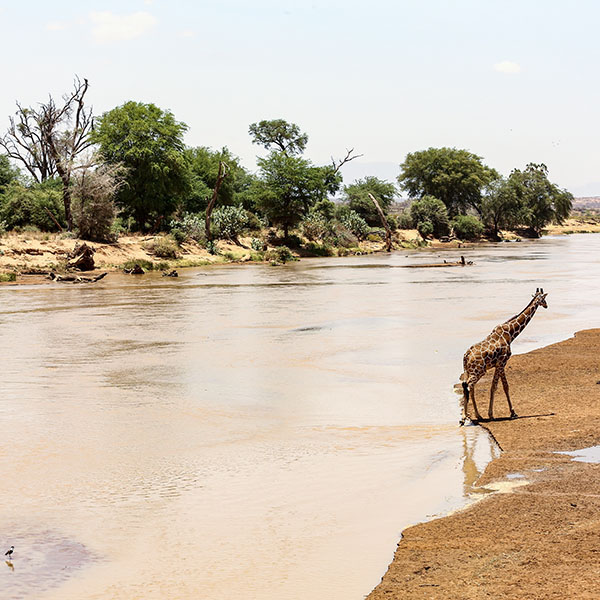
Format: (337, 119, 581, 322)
(1, 0, 599, 195)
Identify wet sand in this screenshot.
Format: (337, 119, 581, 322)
(368, 328, 600, 599)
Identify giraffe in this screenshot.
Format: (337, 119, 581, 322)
(459, 288, 548, 425)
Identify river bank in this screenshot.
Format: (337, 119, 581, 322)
(368, 329, 600, 600)
(0, 219, 596, 284)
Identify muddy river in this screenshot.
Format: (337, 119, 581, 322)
(1, 234, 599, 599)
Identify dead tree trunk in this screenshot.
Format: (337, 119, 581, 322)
(368, 193, 393, 252)
(205, 161, 229, 242)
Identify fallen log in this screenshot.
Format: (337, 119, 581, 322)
(48, 272, 107, 283)
(67, 242, 95, 271)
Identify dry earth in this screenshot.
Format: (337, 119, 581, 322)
(368, 329, 600, 600)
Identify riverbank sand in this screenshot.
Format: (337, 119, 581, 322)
(368, 329, 600, 600)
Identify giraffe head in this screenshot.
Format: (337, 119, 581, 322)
(534, 287, 548, 309)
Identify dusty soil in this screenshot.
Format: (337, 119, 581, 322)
(368, 329, 600, 600)
(0, 230, 423, 283)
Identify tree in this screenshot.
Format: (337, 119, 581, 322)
(249, 119, 308, 156)
(183, 146, 256, 213)
(481, 177, 521, 239)
(91, 101, 189, 230)
(398, 147, 498, 217)
(409, 195, 450, 238)
(255, 152, 339, 238)
(0, 77, 94, 230)
(507, 163, 572, 237)
(343, 176, 397, 225)
(72, 161, 125, 241)
(0, 155, 19, 191)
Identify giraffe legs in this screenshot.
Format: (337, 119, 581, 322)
(500, 369, 517, 418)
(488, 368, 501, 420)
(460, 380, 483, 425)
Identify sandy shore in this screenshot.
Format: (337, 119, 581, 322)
(368, 329, 600, 599)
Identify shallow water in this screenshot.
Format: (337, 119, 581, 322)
(1, 233, 599, 599)
(559, 446, 600, 463)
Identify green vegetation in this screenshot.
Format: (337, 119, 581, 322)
(0, 77, 579, 261)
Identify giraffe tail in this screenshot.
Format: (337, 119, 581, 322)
(462, 381, 469, 401)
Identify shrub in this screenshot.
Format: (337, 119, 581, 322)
(397, 211, 414, 229)
(0, 272, 16, 282)
(304, 242, 334, 256)
(244, 211, 263, 232)
(339, 210, 369, 240)
(265, 245, 295, 263)
(410, 196, 450, 238)
(169, 212, 205, 243)
(72, 162, 124, 242)
(451, 215, 484, 240)
(212, 205, 248, 241)
(144, 236, 179, 258)
(417, 220, 434, 239)
(386, 214, 398, 230)
(300, 211, 329, 241)
(250, 237, 264, 251)
(0, 180, 65, 231)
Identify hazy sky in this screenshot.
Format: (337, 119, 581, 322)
(1, 0, 598, 195)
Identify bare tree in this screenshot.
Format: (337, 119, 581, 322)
(0, 76, 95, 230)
(72, 159, 126, 241)
(368, 192, 393, 252)
(331, 148, 363, 175)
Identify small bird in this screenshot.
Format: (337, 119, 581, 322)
(4, 546, 14, 559)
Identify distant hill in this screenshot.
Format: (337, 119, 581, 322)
(573, 197, 600, 212)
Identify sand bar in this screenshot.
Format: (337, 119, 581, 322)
(368, 328, 600, 599)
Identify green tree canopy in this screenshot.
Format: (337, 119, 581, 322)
(409, 195, 450, 238)
(92, 101, 190, 230)
(255, 151, 340, 238)
(343, 176, 397, 225)
(508, 163, 572, 236)
(398, 147, 498, 217)
(249, 119, 308, 156)
(481, 177, 522, 238)
(183, 146, 257, 213)
(0, 155, 19, 191)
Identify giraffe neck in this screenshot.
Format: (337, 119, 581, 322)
(503, 298, 540, 343)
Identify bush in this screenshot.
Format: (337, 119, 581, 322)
(244, 210, 263, 232)
(410, 196, 450, 238)
(144, 236, 179, 258)
(265, 245, 295, 263)
(451, 215, 484, 240)
(300, 211, 329, 241)
(0, 180, 65, 231)
(0, 272, 16, 282)
(339, 210, 369, 240)
(73, 194, 116, 242)
(386, 214, 398, 230)
(304, 241, 334, 256)
(250, 237, 264, 251)
(169, 212, 205, 243)
(397, 211, 414, 229)
(417, 220, 434, 239)
(212, 205, 248, 240)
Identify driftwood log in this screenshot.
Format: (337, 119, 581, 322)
(67, 242, 95, 271)
(48, 272, 107, 283)
(162, 269, 178, 277)
(368, 193, 393, 252)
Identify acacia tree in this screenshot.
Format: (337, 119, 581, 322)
(343, 176, 397, 225)
(249, 119, 308, 156)
(92, 101, 189, 230)
(508, 163, 572, 236)
(0, 77, 94, 230)
(250, 119, 358, 237)
(398, 147, 498, 217)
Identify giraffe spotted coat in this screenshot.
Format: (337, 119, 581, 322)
(460, 288, 548, 425)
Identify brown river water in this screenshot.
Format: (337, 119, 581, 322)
(1, 234, 599, 599)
